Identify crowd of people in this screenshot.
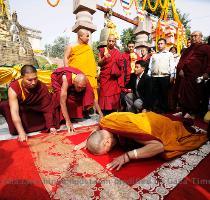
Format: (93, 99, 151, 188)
(0, 29, 210, 170)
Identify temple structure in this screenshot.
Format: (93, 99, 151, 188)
(0, 0, 42, 66)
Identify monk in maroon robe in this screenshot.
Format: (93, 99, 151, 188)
(175, 31, 210, 118)
(51, 67, 94, 132)
(98, 34, 124, 114)
(0, 65, 56, 142)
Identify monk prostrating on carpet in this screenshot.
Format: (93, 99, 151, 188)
(75, 112, 208, 171)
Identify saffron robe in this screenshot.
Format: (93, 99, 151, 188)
(176, 44, 210, 113)
(99, 47, 124, 110)
(67, 44, 98, 99)
(99, 112, 208, 159)
(0, 80, 55, 135)
(51, 67, 94, 125)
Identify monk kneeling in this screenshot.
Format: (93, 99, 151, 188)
(76, 112, 208, 170)
(0, 65, 56, 142)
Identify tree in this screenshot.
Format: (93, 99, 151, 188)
(92, 41, 100, 63)
(120, 28, 136, 50)
(44, 36, 70, 58)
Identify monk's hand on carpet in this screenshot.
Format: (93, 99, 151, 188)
(50, 128, 57, 135)
(66, 122, 75, 133)
(106, 153, 130, 171)
(18, 133, 27, 142)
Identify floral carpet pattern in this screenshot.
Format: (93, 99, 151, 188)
(28, 125, 210, 200)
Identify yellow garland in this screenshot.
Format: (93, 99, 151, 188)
(163, 0, 169, 20)
(170, 0, 181, 24)
(47, 0, 61, 7)
(141, 0, 147, 10)
(147, 0, 159, 12)
(159, 0, 168, 9)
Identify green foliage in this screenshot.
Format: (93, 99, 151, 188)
(44, 36, 70, 59)
(120, 28, 136, 50)
(92, 41, 100, 64)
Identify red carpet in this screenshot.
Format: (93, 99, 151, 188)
(0, 139, 50, 200)
(0, 120, 209, 199)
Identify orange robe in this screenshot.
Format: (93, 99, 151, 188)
(68, 44, 98, 99)
(99, 112, 208, 159)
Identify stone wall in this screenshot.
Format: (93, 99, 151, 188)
(0, 40, 35, 66)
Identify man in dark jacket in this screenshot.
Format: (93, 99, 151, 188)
(124, 60, 152, 113)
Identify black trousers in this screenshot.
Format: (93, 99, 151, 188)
(151, 76, 170, 113)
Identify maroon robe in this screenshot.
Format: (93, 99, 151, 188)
(176, 43, 210, 113)
(51, 67, 94, 125)
(99, 48, 124, 110)
(0, 80, 54, 135)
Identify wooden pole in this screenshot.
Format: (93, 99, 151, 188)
(96, 4, 139, 26)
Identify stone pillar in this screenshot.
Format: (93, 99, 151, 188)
(72, 0, 97, 43)
(134, 15, 152, 53)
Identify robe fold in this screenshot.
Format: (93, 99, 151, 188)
(0, 80, 54, 135)
(99, 48, 124, 110)
(176, 44, 210, 113)
(51, 67, 94, 125)
(67, 44, 98, 99)
(99, 112, 208, 159)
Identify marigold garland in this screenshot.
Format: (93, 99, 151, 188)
(47, 0, 61, 7)
(147, 0, 159, 12)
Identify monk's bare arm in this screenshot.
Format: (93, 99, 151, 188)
(106, 140, 164, 171)
(127, 140, 164, 159)
(63, 45, 72, 66)
(8, 88, 27, 141)
(93, 99, 103, 119)
(60, 75, 74, 132)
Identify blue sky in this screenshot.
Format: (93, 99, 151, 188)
(9, 0, 210, 48)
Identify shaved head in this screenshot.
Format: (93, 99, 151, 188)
(107, 34, 116, 49)
(75, 74, 86, 84)
(87, 129, 116, 155)
(78, 29, 88, 37)
(87, 130, 105, 154)
(73, 74, 87, 92)
(77, 29, 89, 44)
(191, 31, 203, 44)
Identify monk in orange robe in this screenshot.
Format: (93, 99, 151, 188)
(98, 34, 124, 114)
(51, 67, 95, 132)
(76, 112, 208, 170)
(64, 29, 103, 118)
(0, 65, 56, 142)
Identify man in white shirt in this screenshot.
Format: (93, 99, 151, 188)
(148, 38, 175, 113)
